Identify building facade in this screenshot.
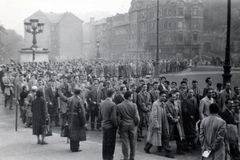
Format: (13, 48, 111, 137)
(24, 11, 83, 61)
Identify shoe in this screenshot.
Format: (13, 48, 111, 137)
(41, 141, 48, 145)
(144, 148, 151, 154)
(97, 128, 102, 131)
(137, 138, 142, 142)
(177, 151, 185, 155)
(55, 124, 60, 127)
(165, 153, 174, 158)
(37, 140, 41, 144)
(91, 128, 95, 131)
(9, 108, 13, 110)
(139, 135, 144, 138)
(72, 149, 82, 152)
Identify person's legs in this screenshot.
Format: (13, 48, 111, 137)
(36, 135, 40, 144)
(4, 94, 9, 108)
(90, 110, 96, 130)
(9, 94, 13, 110)
(120, 126, 130, 160)
(129, 126, 137, 160)
(102, 128, 117, 160)
(162, 130, 173, 158)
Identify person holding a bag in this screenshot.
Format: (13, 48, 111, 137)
(31, 90, 49, 145)
(67, 88, 87, 152)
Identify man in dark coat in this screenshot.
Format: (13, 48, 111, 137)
(67, 88, 87, 152)
(31, 90, 48, 144)
(86, 82, 102, 131)
(45, 80, 59, 126)
(182, 89, 199, 149)
(137, 84, 152, 141)
(100, 89, 118, 160)
(113, 86, 126, 105)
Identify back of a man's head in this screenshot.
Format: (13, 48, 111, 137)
(209, 103, 219, 114)
(107, 89, 115, 98)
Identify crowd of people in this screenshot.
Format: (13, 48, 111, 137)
(0, 59, 240, 160)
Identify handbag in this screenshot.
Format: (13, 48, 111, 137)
(42, 120, 52, 137)
(61, 124, 69, 137)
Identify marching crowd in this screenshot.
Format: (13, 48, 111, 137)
(0, 59, 240, 160)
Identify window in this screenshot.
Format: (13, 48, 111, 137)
(193, 22, 198, 29)
(178, 33, 183, 42)
(193, 33, 198, 42)
(164, 21, 168, 29)
(193, 8, 198, 16)
(178, 8, 184, 16)
(178, 22, 183, 29)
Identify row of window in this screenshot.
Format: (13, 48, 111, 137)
(148, 33, 201, 43)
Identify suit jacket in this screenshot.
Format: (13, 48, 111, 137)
(218, 89, 233, 111)
(132, 92, 138, 104)
(117, 100, 140, 126)
(87, 89, 102, 110)
(199, 96, 214, 120)
(100, 98, 118, 129)
(182, 96, 199, 122)
(137, 91, 152, 115)
(149, 89, 159, 103)
(45, 87, 59, 108)
(179, 89, 188, 101)
(113, 94, 125, 105)
(101, 87, 108, 101)
(165, 100, 185, 140)
(219, 109, 235, 125)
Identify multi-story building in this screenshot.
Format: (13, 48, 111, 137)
(93, 18, 109, 59)
(146, 0, 204, 59)
(83, 18, 95, 59)
(128, 0, 151, 59)
(112, 14, 130, 59)
(24, 11, 83, 61)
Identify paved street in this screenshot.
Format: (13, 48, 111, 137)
(0, 94, 202, 160)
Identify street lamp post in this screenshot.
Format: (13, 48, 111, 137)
(222, 0, 232, 87)
(24, 19, 44, 62)
(96, 41, 100, 59)
(154, 0, 160, 78)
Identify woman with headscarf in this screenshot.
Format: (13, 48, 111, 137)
(31, 90, 48, 145)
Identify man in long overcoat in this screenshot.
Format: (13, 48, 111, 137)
(165, 93, 185, 155)
(137, 84, 152, 141)
(182, 89, 199, 149)
(67, 88, 86, 152)
(144, 91, 174, 158)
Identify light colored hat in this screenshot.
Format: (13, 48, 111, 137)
(31, 86, 38, 91)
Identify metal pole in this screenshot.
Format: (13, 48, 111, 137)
(222, 0, 232, 87)
(154, 0, 160, 78)
(15, 101, 18, 131)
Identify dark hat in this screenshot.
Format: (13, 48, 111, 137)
(36, 90, 43, 97)
(73, 88, 81, 95)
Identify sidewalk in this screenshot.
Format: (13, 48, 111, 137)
(0, 95, 170, 160)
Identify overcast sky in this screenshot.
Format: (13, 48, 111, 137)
(0, 0, 131, 35)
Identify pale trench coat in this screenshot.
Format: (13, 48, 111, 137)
(147, 100, 169, 146)
(199, 115, 230, 160)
